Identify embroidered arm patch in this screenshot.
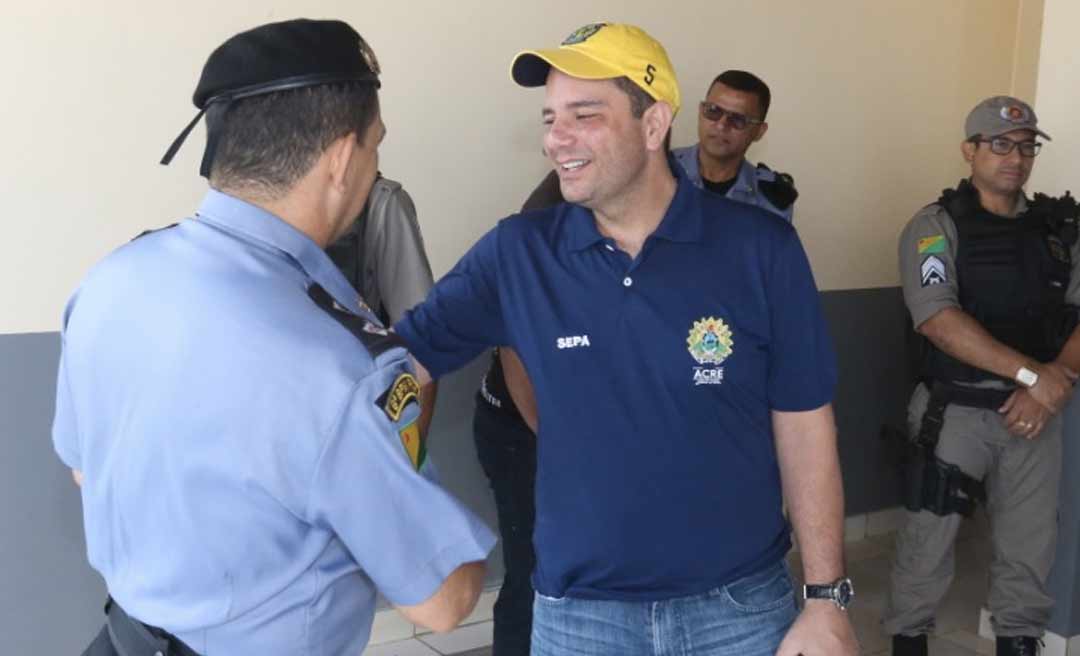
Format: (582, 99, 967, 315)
(376, 373, 426, 470)
(921, 255, 946, 287)
(917, 235, 946, 254)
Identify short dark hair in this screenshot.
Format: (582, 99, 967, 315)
(710, 70, 771, 121)
(613, 76, 655, 119)
(210, 82, 380, 198)
(612, 76, 671, 152)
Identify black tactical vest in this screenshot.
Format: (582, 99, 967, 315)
(921, 179, 1079, 384)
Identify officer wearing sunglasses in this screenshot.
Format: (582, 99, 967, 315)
(673, 70, 798, 221)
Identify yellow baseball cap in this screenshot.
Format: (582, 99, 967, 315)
(510, 22, 681, 115)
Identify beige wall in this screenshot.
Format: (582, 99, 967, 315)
(2, 0, 1035, 333)
(1011, 0, 1044, 102)
(1027, 0, 1079, 196)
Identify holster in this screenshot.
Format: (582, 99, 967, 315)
(900, 381, 1005, 517)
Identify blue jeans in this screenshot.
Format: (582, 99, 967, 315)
(531, 560, 797, 656)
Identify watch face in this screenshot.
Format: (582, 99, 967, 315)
(1018, 368, 1038, 388)
(835, 578, 854, 607)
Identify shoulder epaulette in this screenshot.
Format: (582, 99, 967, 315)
(755, 163, 798, 210)
(130, 223, 178, 241)
(308, 283, 406, 357)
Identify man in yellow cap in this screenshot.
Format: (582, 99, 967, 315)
(396, 22, 858, 655)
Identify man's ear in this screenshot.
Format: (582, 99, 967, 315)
(326, 132, 359, 191)
(643, 101, 675, 152)
(752, 121, 769, 143)
(961, 139, 977, 163)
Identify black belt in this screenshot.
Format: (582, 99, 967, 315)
(83, 598, 201, 656)
(922, 380, 1013, 410)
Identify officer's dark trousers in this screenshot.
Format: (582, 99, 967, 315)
(83, 598, 200, 656)
(473, 401, 537, 656)
(884, 384, 1063, 639)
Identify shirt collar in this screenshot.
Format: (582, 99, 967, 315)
(564, 156, 704, 252)
(1014, 193, 1029, 216)
(730, 159, 757, 194)
(194, 189, 364, 314)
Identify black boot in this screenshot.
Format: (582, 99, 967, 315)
(892, 633, 928, 656)
(996, 635, 1041, 656)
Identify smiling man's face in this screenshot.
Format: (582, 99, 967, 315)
(541, 70, 650, 211)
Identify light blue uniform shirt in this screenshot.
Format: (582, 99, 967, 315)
(672, 144, 795, 222)
(53, 190, 494, 656)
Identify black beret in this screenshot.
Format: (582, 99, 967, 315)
(161, 18, 381, 176)
(193, 19, 380, 108)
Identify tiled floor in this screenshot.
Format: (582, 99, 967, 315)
(365, 514, 995, 655)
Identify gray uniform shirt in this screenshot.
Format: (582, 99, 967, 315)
(898, 195, 1080, 383)
(342, 177, 435, 323)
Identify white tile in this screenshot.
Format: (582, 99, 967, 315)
(461, 589, 499, 626)
(867, 506, 906, 536)
(845, 514, 869, 542)
(417, 620, 493, 654)
(412, 587, 501, 639)
(1042, 631, 1068, 656)
(414, 589, 499, 638)
(1068, 633, 1080, 655)
(939, 629, 994, 655)
(368, 608, 417, 646)
(927, 635, 982, 655)
(362, 637, 442, 656)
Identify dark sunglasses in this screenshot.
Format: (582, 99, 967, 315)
(699, 102, 763, 131)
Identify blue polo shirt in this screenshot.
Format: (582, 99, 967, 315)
(53, 190, 494, 655)
(396, 166, 836, 601)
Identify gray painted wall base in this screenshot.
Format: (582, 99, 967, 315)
(1049, 392, 1080, 637)
(821, 286, 913, 515)
(1, 332, 105, 654)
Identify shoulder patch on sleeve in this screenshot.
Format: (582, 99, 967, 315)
(130, 223, 178, 241)
(308, 283, 406, 357)
(917, 235, 946, 254)
(377, 372, 421, 422)
(921, 255, 947, 287)
(376, 373, 426, 471)
(755, 164, 798, 210)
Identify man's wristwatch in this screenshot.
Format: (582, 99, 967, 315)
(1015, 366, 1040, 389)
(803, 577, 855, 610)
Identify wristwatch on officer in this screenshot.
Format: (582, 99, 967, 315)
(1015, 365, 1039, 389)
(803, 576, 854, 610)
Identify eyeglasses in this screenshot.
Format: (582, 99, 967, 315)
(974, 136, 1042, 157)
(698, 102, 763, 131)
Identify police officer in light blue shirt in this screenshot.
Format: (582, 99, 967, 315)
(53, 19, 494, 656)
(672, 70, 798, 222)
